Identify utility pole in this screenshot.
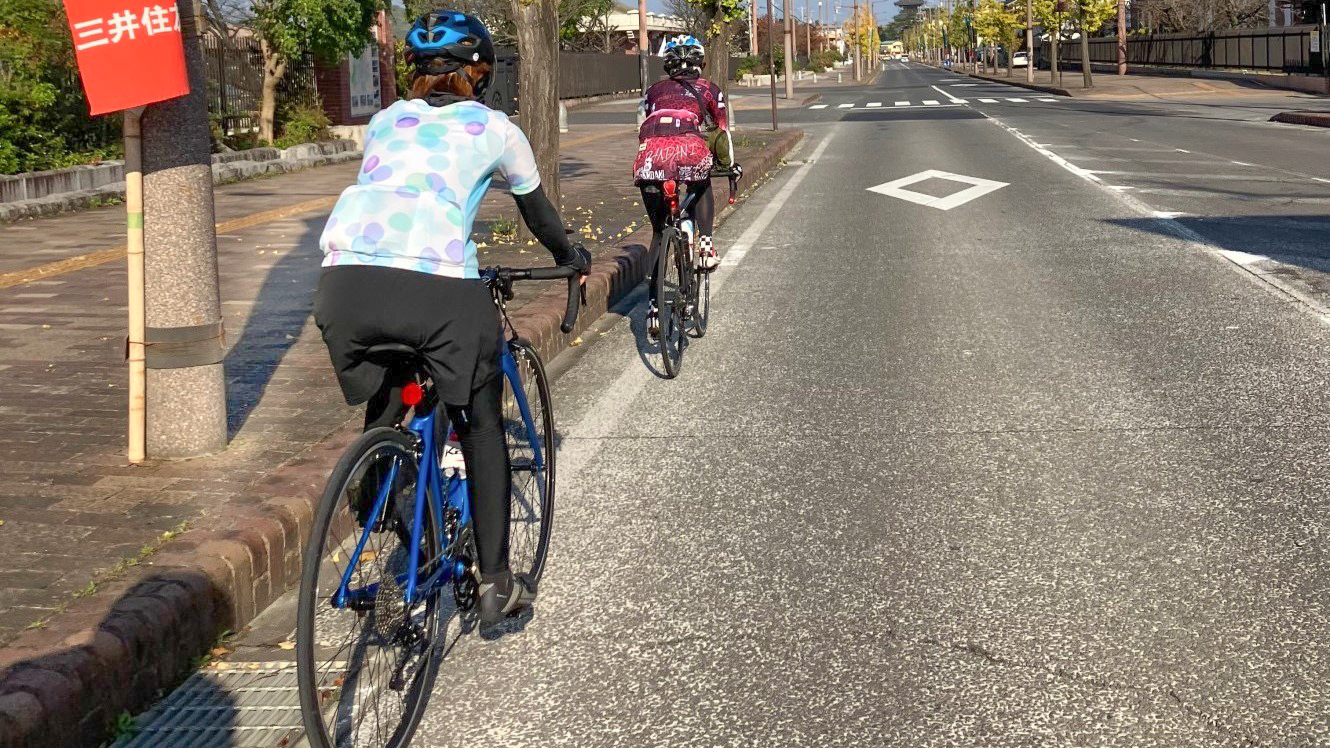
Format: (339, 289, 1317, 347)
(1026, 0, 1034, 82)
(784, 0, 796, 97)
(852, 0, 861, 79)
(638, 0, 649, 93)
(805, 0, 812, 57)
(140, 0, 226, 458)
(1116, 0, 1127, 74)
(750, 0, 759, 56)
(768, 0, 780, 128)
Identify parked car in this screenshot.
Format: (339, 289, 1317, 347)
(1012, 51, 1029, 68)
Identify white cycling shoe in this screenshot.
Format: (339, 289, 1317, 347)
(697, 236, 719, 271)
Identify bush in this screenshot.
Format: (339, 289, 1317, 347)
(274, 103, 332, 148)
(733, 55, 764, 79)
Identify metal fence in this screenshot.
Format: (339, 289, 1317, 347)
(203, 34, 324, 137)
(1046, 25, 1322, 72)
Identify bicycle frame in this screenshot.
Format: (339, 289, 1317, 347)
(330, 337, 548, 610)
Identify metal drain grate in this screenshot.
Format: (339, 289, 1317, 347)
(109, 662, 332, 748)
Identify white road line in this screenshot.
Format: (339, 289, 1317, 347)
(1006, 98, 1027, 102)
(923, 100, 940, 106)
(988, 118, 1101, 183)
(1107, 185, 1134, 190)
(1038, 98, 1059, 102)
(989, 116, 1330, 323)
(953, 99, 969, 104)
(867, 102, 882, 107)
(895, 101, 910, 106)
(1154, 211, 1183, 219)
(837, 103, 854, 109)
(1176, 148, 1190, 153)
(809, 104, 827, 110)
(561, 131, 837, 476)
(979, 98, 998, 103)
(930, 84, 966, 104)
(1316, 177, 1330, 184)
(1231, 161, 1251, 166)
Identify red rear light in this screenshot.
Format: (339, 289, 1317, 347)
(401, 381, 424, 408)
(663, 179, 679, 215)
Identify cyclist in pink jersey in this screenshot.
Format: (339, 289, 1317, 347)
(634, 35, 733, 338)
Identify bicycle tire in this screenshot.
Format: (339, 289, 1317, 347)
(503, 340, 556, 584)
(689, 264, 711, 338)
(656, 228, 686, 378)
(297, 427, 444, 748)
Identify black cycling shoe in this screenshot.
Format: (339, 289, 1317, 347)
(477, 571, 536, 626)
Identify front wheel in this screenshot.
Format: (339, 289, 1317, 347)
(655, 229, 687, 378)
(503, 341, 556, 584)
(297, 428, 443, 748)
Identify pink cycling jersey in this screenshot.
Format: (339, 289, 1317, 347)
(633, 76, 731, 184)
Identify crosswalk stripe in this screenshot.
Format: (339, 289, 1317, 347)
(979, 98, 998, 103)
(809, 104, 827, 109)
(1007, 98, 1027, 102)
(923, 100, 940, 106)
(837, 103, 854, 109)
(894, 101, 909, 106)
(866, 102, 882, 107)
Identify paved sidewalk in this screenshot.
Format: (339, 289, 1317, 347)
(0, 119, 803, 747)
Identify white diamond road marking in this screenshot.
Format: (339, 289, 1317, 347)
(867, 169, 1009, 211)
(1038, 97, 1059, 102)
(895, 101, 910, 106)
(1007, 98, 1027, 102)
(979, 98, 998, 103)
(838, 103, 854, 109)
(809, 104, 827, 109)
(924, 100, 940, 106)
(953, 99, 969, 104)
(867, 102, 882, 107)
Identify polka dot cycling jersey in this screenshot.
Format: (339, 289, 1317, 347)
(319, 99, 541, 279)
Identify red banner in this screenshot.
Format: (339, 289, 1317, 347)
(63, 0, 190, 115)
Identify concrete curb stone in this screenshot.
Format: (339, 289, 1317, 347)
(0, 126, 806, 748)
(1270, 110, 1330, 128)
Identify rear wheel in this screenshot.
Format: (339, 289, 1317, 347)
(656, 229, 687, 378)
(297, 428, 443, 748)
(502, 341, 556, 584)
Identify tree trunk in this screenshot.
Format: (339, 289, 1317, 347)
(1079, 20, 1092, 88)
(258, 38, 286, 145)
(511, 0, 562, 210)
(705, 19, 734, 105)
(1050, 34, 1059, 84)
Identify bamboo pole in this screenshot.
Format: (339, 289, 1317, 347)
(124, 107, 146, 464)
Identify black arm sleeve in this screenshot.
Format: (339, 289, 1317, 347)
(513, 186, 577, 266)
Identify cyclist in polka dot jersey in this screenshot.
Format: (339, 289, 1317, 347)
(314, 11, 589, 626)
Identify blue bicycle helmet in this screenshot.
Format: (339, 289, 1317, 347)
(662, 35, 705, 77)
(405, 10, 496, 96)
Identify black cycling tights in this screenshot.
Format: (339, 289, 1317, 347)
(366, 371, 511, 579)
(641, 181, 713, 304)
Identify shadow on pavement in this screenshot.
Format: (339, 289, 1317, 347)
(224, 216, 324, 438)
(1104, 214, 1330, 270)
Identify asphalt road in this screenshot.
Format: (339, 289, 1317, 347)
(137, 64, 1330, 746)
(406, 65, 1330, 745)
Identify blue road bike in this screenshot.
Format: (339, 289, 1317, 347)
(296, 265, 582, 748)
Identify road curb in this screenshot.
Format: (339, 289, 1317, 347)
(1270, 110, 1330, 128)
(0, 126, 806, 748)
